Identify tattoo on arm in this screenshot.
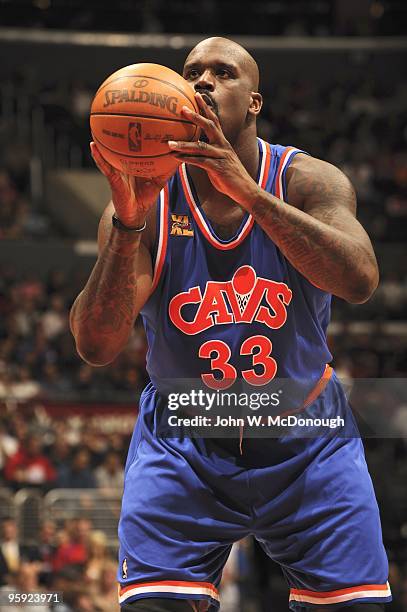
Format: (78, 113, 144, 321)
(252, 157, 378, 302)
(75, 246, 138, 332)
(71, 230, 145, 362)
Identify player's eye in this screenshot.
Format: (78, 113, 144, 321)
(217, 68, 231, 78)
(185, 70, 199, 80)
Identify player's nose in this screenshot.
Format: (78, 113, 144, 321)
(194, 69, 215, 92)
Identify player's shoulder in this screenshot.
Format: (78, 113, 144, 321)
(287, 153, 354, 190)
(286, 152, 355, 208)
(288, 151, 342, 174)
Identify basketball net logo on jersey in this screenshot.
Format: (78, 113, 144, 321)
(169, 265, 292, 335)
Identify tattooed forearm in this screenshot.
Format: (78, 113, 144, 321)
(251, 158, 379, 303)
(70, 229, 144, 365)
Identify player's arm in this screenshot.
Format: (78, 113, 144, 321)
(251, 154, 379, 303)
(70, 203, 153, 367)
(169, 94, 379, 304)
(70, 143, 164, 367)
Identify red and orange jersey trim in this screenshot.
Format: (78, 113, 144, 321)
(274, 145, 303, 200)
(150, 183, 170, 294)
(180, 139, 272, 251)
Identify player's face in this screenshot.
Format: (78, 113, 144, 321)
(183, 43, 255, 143)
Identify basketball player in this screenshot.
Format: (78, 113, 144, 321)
(70, 37, 391, 611)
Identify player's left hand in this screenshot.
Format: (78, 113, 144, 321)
(168, 92, 260, 210)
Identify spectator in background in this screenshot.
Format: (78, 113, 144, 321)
(0, 170, 28, 239)
(13, 299, 41, 339)
(14, 272, 45, 305)
(1, 561, 51, 612)
(69, 592, 95, 612)
(90, 560, 120, 611)
(0, 518, 21, 584)
(46, 436, 72, 483)
(74, 364, 96, 396)
(5, 366, 42, 401)
(84, 530, 109, 584)
(375, 271, 407, 320)
(46, 268, 68, 297)
(80, 426, 108, 468)
(31, 520, 58, 588)
(50, 564, 84, 611)
(218, 543, 240, 612)
(40, 362, 72, 397)
(0, 418, 18, 472)
(40, 294, 68, 341)
(95, 451, 124, 490)
(52, 518, 90, 573)
(4, 434, 56, 489)
(56, 447, 96, 489)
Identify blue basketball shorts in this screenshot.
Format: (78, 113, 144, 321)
(117, 372, 391, 610)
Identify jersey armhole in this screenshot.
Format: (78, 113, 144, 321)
(274, 146, 310, 201)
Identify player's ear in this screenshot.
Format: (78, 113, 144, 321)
(249, 92, 262, 116)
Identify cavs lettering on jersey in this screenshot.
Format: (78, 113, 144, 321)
(141, 139, 332, 394)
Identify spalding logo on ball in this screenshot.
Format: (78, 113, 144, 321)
(90, 63, 199, 178)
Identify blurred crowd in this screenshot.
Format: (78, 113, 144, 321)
(0, 404, 131, 610)
(0, 516, 121, 611)
(0, 264, 149, 403)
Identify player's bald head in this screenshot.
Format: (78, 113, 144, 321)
(185, 37, 259, 90)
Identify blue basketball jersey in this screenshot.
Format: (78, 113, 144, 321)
(118, 139, 391, 609)
(141, 138, 332, 395)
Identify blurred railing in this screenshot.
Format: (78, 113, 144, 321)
(44, 489, 122, 544)
(0, 488, 122, 546)
(1, 29, 407, 50)
(14, 489, 44, 546)
(0, 487, 16, 521)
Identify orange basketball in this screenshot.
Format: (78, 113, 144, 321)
(90, 63, 199, 178)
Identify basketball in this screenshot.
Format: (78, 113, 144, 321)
(232, 266, 256, 295)
(90, 63, 200, 178)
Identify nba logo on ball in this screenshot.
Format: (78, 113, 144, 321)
(90, 63, 199, 176)
(128, 122, 142, 152)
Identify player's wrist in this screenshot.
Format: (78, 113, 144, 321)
(237, 182, 263, 214)
(112, 214, 147, 232)
(108, 216, 145, 253)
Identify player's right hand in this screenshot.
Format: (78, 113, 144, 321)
(90, 141, 170, 228)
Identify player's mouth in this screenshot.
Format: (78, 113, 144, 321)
(199, 92, 218, 115)
(197, 91, 219, 143)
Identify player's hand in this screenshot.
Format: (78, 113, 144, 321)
(167, 92, 261, 210)
(90, 142, 171, 228)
